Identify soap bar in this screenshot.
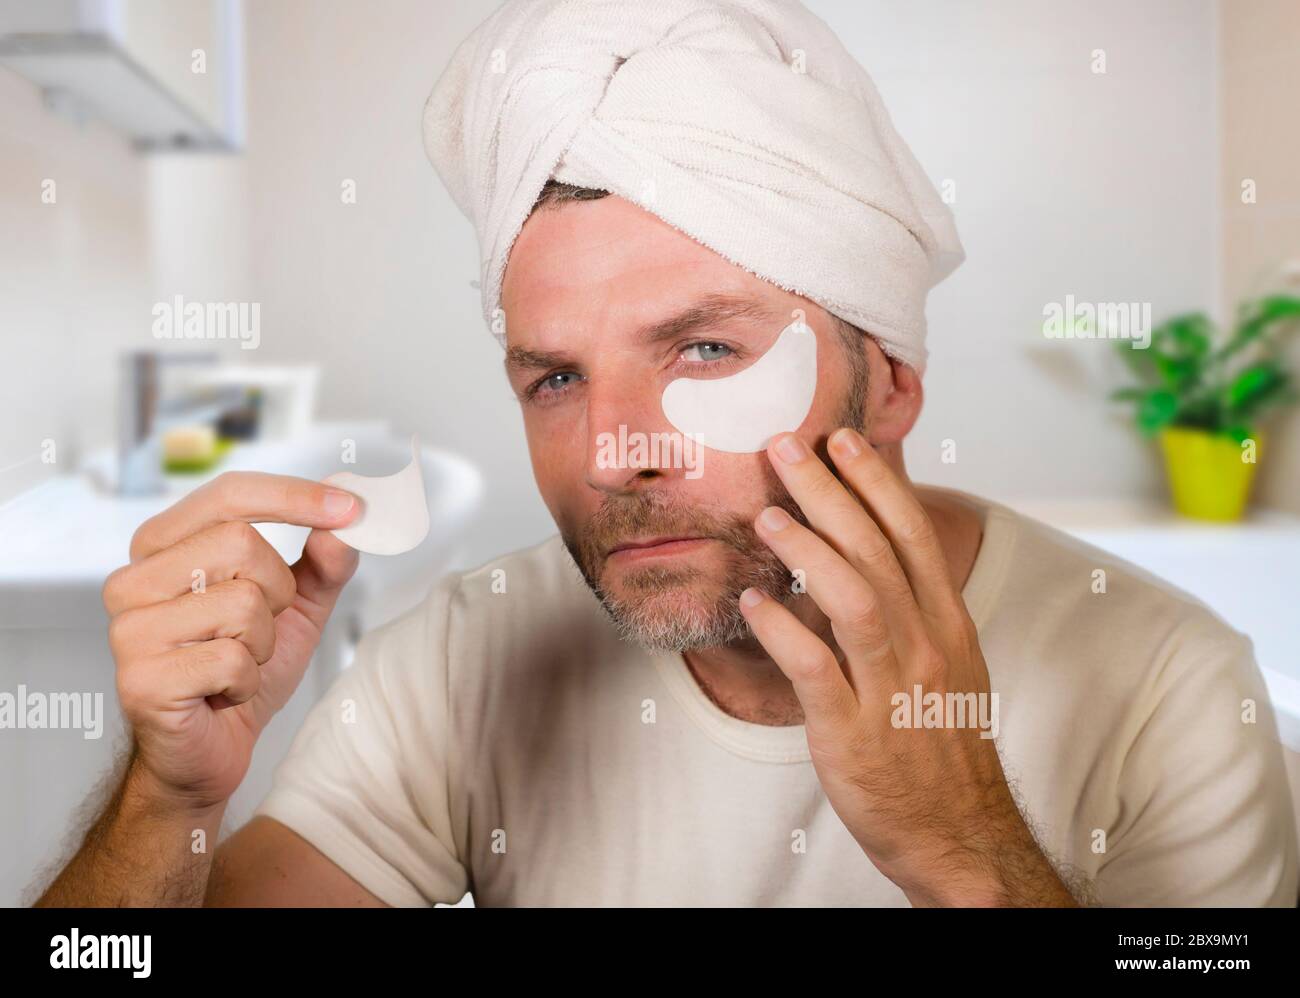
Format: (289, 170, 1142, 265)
(162, 425, 221, 474)
(324, 435, 430, 555)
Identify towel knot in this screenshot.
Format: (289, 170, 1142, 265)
(424, 0, 963, 372)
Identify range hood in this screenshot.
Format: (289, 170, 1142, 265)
(0, 0, 243, 151)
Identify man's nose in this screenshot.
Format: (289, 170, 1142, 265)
(584, 377, 683, 494)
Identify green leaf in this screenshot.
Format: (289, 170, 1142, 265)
(1152, 354, 1198, 390)
(1137, 390, 1178, 435)
(1163, 313, 1213, 359)
(1221, 295, 1300, 362)
(1226, 363, 1284, 410)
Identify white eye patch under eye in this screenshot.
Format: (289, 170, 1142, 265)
(661, 318, 817, 453)
(323, 436, 430, 555)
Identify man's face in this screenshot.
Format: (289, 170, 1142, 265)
(501, 194, 872, 651)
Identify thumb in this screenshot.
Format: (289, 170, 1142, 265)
(246, 529, 359, 730)
(290, 528, 360, 631)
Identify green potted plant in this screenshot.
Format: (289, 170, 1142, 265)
(1112, 295, 1300, 521)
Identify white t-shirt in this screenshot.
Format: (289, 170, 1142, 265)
(254, 494, 1298, 906)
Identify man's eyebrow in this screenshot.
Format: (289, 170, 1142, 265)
(504, 345, 570, 373)
(635, 293, 778, 346)
(503, 293, 778, 373)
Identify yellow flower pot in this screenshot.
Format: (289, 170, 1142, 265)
(1159, 426, 1261, 522)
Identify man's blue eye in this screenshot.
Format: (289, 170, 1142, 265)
(682, 342, 732, 362)
(538, 371, 579, 393)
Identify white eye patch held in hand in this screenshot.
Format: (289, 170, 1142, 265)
(661, 317, 818, 453)
(323, 436, 430, 555)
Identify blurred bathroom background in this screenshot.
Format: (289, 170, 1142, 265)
(1, 0, 1298, 904)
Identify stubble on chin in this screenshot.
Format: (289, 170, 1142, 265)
(561, 475, 803, 652)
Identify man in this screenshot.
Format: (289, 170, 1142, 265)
(38, 0, 1296, 907)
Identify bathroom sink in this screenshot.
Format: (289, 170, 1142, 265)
(0, 420, 483, 632)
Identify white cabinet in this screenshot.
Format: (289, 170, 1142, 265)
(0, 0, 244, 150)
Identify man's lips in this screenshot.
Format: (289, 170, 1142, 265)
(606, 536, 712, 561)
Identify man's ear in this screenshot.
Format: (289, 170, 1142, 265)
(867, 353, 924, 447)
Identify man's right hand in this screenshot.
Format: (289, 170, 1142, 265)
(102, 472, 360, 813)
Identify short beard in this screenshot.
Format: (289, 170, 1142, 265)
(563, 483, 801, 652)
(561, 325, 869, 653)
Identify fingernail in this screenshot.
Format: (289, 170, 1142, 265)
(758, 506, 792, 532)
(323, 488, 356, 518)
(829, 427, 863, 459)
(739, 587, 765, 608)
(773, 434, 809, 464)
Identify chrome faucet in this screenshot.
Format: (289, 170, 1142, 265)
(117, 352, 243, 495)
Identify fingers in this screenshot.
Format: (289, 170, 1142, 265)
(109, 579, 277, 664)
(289, 528, 360, 631)
(103, 520, 297, 617)
(764, 432, 928, 645)
(118, 637, 262, 715)
(130, 471, 358, 563)
(822, 428, 965, 624)
(737, 587, 858, 737)
(751, 505, 898, 686)
(247, 532, 359, 716)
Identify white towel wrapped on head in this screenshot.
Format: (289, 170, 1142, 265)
(423, 0, 963, 372)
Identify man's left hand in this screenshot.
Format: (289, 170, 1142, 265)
(739, 427, 1078, 907)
